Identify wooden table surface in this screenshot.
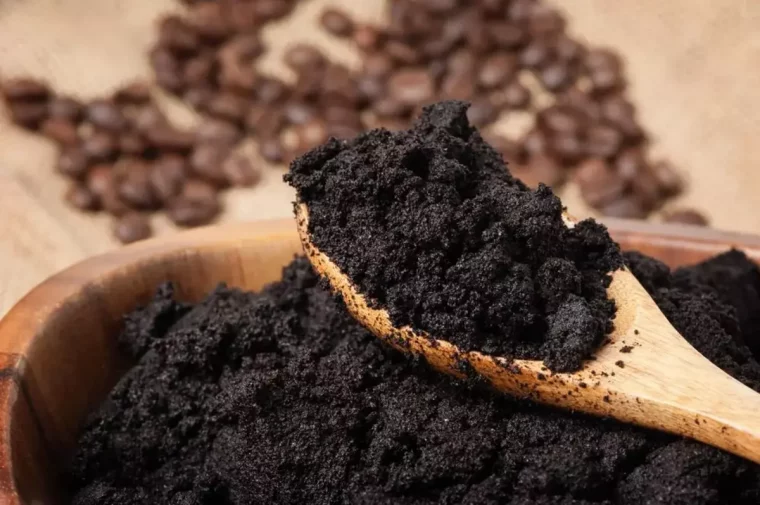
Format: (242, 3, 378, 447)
(2, 0, 760, 317)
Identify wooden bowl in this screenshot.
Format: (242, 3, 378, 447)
(1, 218, 760, 504)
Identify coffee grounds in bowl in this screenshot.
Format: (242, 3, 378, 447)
(286, 100, 622, 371)
(68, 250, 760, 504)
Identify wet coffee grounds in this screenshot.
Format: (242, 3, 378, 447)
(286, 100, 622, 371)
(68, 250, 760, 505)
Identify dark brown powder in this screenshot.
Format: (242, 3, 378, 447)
(68, 250, 760, 504)
(286, 100, 622, 371)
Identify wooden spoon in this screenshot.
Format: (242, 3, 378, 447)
(295, 202, 760, 464)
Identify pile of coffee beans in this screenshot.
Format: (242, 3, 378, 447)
(2, 77, 260, 243)
(1, 0, 708, 244)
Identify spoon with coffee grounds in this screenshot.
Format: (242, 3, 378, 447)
(295, 203, 760, 464)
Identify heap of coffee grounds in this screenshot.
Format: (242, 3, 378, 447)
(68, 250, 760, 504)
(287, 101, 622, 371)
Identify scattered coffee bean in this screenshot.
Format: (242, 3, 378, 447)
(64, 181, 99, 211)
(320, 8, 354, 37)
(207, 92, 251, 122)
(86, 99, 126, 132)
(478, 53, 518, 89)
(223, 155, 260, 187)
(586, 123, 624, 159)
(8, 101, 48, 128)
(119, 132, 147, 156)
(512, 153, 565, 188)
(195, 119, 242, 146)
(115, 81, 152, 104)
(259, 136, 285, 164)
(150, 154, 187, 203)
(1, 77, 49, 100)
(663, 208, 709, 226)
(56, 146, 89, 179)
(190, 144, 231, 186)
(574, 158, 626, 209)
(283, 101, 317, 126)
(116, 159, 159, 209)
(40, 118, 79, 146)
(48, 96, 83, 122)
(599, 196, 648, 219)
(86, 164, 114, 197)
(112, 212, 152, 244)
(82, 131, 118, 161)
(167, 179, 221, 227)
(143, 125, 196, 151)
(388, 68, 435, 106)
(283, 44, 325, 72)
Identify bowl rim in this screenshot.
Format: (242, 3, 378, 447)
(1, 217, 760, 503)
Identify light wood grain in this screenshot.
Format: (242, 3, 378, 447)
(2, 0, 760, 317)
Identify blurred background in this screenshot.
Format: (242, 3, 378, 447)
(2, 0, 760, 315)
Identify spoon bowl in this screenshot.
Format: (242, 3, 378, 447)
(296, 202, 760, 464)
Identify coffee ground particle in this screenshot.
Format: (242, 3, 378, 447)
(68, 250, 760, 504)
(286, 100, 623, 372)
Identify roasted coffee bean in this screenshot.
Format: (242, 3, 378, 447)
(323, 106, 363, 128)
(501, 80, 531, 109)
(183, 87, 214, 111)
(245, 107, 285, 137)
(600, 196, 648, 219)
(259, 136, 285, 163)
(557, 88, 601, 121)
(384, 40, 420, 65)
(649, 160, 683, 198)
(150, 48, 184, 92)
(255, 77, 289, 105)
(321, 65, 362, 107)
(113, 212, 152, 244)
(252, 0, 292, 21)
(40, 118, 79, 145)
(158, 16, 200, 53)
(511, 153, 565, 188)
(528, 4, 566, 37)
(520, 39, 553, 69)
(190, 144, 232, 186)
(223, 155, 260, 187)
(466, 99, 498, 128)
(129, 105, 168, 133)
(356, 76, 385, 103)
(574, 158, 626, 209)
(119, 132, 147, 156)
(283, 44, 326, 72)
(57, 147, 90, 179)
(362, 53, 394, 78)
(115, 81, 152, 104)
(64, 183, 99, 211)
(167, 179, 220, 227)
(183, 53, 216, 86)
(326, 123, 363, 140)
(373, 97, 409, 119)
(150, 154, 187, 202)
(8, 102, 48, 128)
(116, 160, 158, 209)
(86, 100, 127, 132)
(320, 8, 354, 37)
(207, 93, 251, 122)
(508, 0, 535, 22)
(82, 132, 118, 161)
(539, 61, 574, 92)
(143, 125, 195, 151)
(478, 53, 518, 89)
(614, 147, 645, 181)
(196, 119, 242, 146)
(538, 105, 584, 134)
(226, 2, 259, 33)
(185, 2, 229, 40)
(218, 35, 262, 91)
(556, 35, 585, 62)
(550, 132, 584, 164)
(585, 49, 624, 93)
(586, 123, 624, 159)
(630, 165, 664, 212)
(353, 23, 382, 51)
(282, 101, 316, 126)
(48, 96, 83, 122)
(1, 77, 49, 100)
(663, 208, 708, 226)
(488, 22, 526, 49)
(86, 164, 113, 197)
(440, 70, 476, 100)
(522, 128, 548, 157)
(600, 95, 643, 140)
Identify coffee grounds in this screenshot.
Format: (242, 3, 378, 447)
(286, 100, 622, 371)
(68, 250, 760, 505)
